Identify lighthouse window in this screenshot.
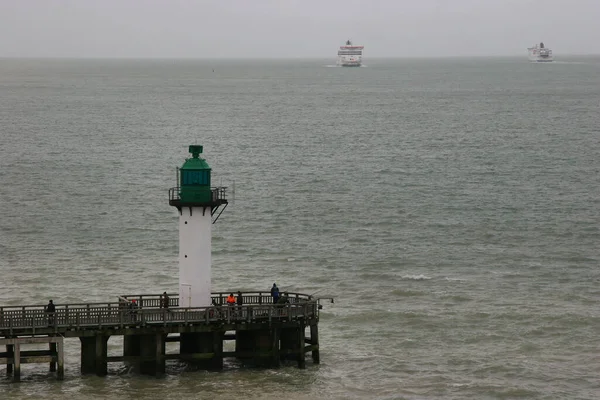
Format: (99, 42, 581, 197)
(182, 170, 209, 185)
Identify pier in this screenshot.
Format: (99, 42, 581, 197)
(1, 292, 322, 381)
(1, 145, 329, 382)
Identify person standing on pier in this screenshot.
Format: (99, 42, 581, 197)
(226, 293, 236, 306)
(226, 293, 236, 317)
(129, 299, 139, 322)
(271, 283, 280, 304)
(161, 292, 170, 309)
(45, 300, 56, 326)
(236, 291, 243, 316)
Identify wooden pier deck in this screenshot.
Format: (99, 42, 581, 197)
(0, 291, 322, 381)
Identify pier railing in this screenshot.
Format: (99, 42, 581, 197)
(0, 304, 317, 332)
(0, 292, 319, 334)
(119, 291, 313, 308)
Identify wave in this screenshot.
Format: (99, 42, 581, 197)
(401, 274, 432, 281)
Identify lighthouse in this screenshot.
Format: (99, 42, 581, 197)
(169, 145, 228, 307)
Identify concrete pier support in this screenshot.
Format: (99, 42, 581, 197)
(211, 331, 224, 370)
(235, 328, 280, 367)
(235, 330, 254, 360)
(181, 332, 223, 370)
(297, 324, 306, 369)
(139, 333, 166, 377)
(123, 334, 141, 370)
(124, 334, 141, 357)
(56, 339, 64, 380)
(6, 344, 13, 376)
(280, 327, 299, 361)
(271, 328, 281, 368)
(80, 334, 109, 376)
(310, 324, 320, 364)
(280, 325, 306, 368)
(49, 342, 57, 372)
(13, 343, 20, 381)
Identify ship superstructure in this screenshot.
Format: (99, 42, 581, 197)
(528, 42, 554, 62)
(337, 40, 364, 67)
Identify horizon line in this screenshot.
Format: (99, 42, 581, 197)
(1, 53, 599, 60)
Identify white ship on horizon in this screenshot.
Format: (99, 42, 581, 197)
(528, 42, 554, 62)
(337, 40, 363, 67)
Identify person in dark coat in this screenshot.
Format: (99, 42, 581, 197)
(129, 299, 139, 321)
(45, 300, 56, 326)
(270, 283, 280, 304)
(161, 292, 170, 309)
(236, 291, 243, 316)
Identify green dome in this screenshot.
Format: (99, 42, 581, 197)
(181, 145, 210, 171)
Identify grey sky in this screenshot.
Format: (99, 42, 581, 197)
(1, 0, 598, 58)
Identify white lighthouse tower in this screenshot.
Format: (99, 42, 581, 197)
(169, 145, 228, 307)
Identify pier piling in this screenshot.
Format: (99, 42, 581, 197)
(0, 336, 64, 382)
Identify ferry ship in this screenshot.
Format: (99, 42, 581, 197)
(337, 40, 364, 67)
(528, 42, 554, 62)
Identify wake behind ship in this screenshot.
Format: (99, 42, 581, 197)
(337, 40, 364, 67)
(528, 42, 554, 62)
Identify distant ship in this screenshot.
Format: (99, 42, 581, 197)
(337, 40, 364, 67)
(528, 42, 554, 62)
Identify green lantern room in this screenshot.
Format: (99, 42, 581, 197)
(169, 145, 228, 218)
(179, 145, 212, 203)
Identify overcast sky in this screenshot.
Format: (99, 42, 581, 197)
(1, 0, 599, 58)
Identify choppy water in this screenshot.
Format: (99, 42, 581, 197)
(1, 57, 600, 399)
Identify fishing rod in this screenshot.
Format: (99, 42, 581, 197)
(308, 289, 334, 304)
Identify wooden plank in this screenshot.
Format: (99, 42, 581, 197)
(12, 350, 52, 357)
(21, 356, 54, 363)
(0, 337, 62, 345)
(0, 355, 59, 363)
